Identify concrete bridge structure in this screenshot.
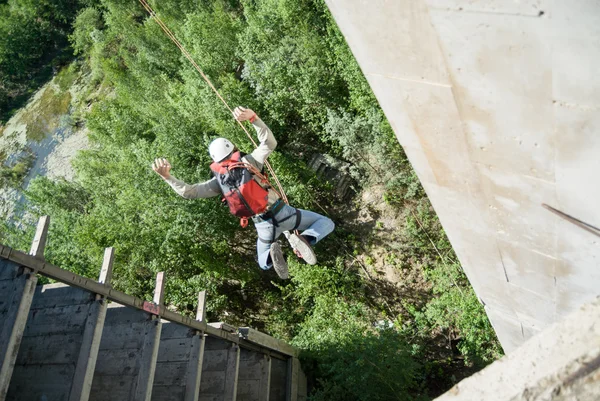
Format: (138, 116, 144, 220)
(325, 0, 600, 352)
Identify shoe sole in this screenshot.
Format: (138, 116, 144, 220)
(270, 242, 289, 279)
(288, 234, 317, 265)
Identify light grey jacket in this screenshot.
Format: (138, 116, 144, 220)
(164, 118, 280, 206)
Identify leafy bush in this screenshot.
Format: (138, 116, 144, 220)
(294, 296, 423, 401)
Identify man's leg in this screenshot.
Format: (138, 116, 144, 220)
(285, 209, 334, 265)
(256, 238, 273, 270)
(294, 209, 335, 245)
(254, 220, 288, 278)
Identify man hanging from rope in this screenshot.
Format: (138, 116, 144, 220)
(152, 107, 335, 279)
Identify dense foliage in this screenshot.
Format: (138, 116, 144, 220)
(0, 0, 502, 399)
(0, 0, 97, 121)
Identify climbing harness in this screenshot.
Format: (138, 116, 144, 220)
(253, 200, 303, 244)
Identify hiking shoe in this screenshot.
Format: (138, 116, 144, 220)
(270, 242, 289, 279)
(288, 234, 317, 265)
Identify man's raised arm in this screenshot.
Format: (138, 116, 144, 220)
(152, 158, 220, 199)
(233, 107, 277, 167)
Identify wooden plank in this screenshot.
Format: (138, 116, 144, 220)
(185, 295, 208, 401)
(156, 337, 193, 363)
(69, 248, 114, 401)
(29, 216, 49, 259)
(259, 355, 271, 401)
(99, 247, 114, 285)
(208, 322, 237, 333)
(0, 260, 19, 280)
(223, 344, 240, 401)
(152, 361, 188, 386)
(184, 334, 205, 401)
(238, 328, 298, 357)
(196, 291, 206, 322)
(31, 283, 94, 309)
(153, 272, 165, 306)
(236, 348, 267, 401)
(133, 318, 162, 401)
(89, 375, 136, 401)
(24, 300, 91, 337)
(269, 358, 287, 401)
(286, 358, 299, 401)
(133, 272, 165, 401)
(0, 268, 37, 400)
(6, 363, 75, 400)
(16, 332, 82, 365)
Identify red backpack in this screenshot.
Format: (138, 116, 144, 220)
(210, 151, 269, 224)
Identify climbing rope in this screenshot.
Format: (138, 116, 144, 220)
(137, 0, 290, 205)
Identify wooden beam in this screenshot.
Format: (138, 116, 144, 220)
(29, 216, 49, 259)
(133, 272, 164, 401)
(184, 334, 205, 401)
(0, 267, 38, 400)
(184, 294, 207, 401)
(208, 322, 237, 333)
(68, 248, 114, 401)
(286, 357, 300, 401)
(153, 272, 165, 306)
(99, 247, 114, 286)
(196, 290, 206, 322)
(223, 343, 240, 401)
(238, 328, 298, 357)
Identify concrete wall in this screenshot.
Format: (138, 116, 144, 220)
(5, 283, 94, 401)
(434, 297, 600, 400)
(237, 348, 270, 401)
(2, 287, 291, 401)
(1, 247, 305, 401)
(268, 358, 287, 401)
(152, 322, 196, 401)
(325, 0, 600, 352)
(89, 303, 157, 400)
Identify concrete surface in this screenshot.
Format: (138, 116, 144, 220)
(434, 297, 600, 400)
(325, 0, 600, 352)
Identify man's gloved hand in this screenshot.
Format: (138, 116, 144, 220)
(233, 106, 257, 122)
(152, 158, 172, 179)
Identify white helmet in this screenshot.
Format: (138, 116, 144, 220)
(208, 138, 234, 162)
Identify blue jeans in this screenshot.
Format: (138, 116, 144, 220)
(254, 204, 335, 269)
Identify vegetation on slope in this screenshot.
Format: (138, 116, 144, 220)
(0, 0, 502, 399)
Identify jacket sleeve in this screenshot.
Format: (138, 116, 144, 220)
(164, 175, 221, 199)
(249, 118, 277, 168)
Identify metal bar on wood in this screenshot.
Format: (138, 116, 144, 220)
(134, 272, 165, 401)
(223, 343, 240, 401)
(68, 247, 114, 401)
(0, 244, 296, 358)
